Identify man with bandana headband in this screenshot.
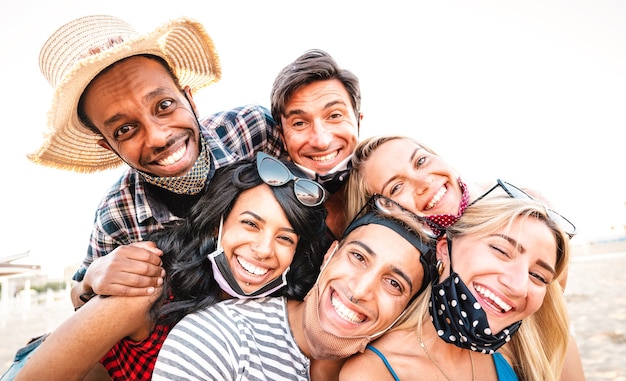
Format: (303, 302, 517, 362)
(152, 210, 436, 380)
(340, 195, 573, 381)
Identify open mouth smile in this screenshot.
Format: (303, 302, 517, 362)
(237, 256, 269, 277)
(475, 284, 513, 313)
(330, 291, 366, 323)
(425, 185, 447, 211)
(157, 144, 187, 166)
(309, 151, 338, 163)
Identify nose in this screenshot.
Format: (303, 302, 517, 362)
(143, 120, 172, 148)
(308, 120, 333, 149)
(252, 233, 274, 261)
(348, 271, 376, 303)
(499, 262, 529, 298)
(410, 175, 432, 199)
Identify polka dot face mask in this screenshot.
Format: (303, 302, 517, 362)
(429, 239, 522, 354)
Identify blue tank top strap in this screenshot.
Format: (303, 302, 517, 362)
(365, 344, 400, 381)
(492, 352, 519, 381)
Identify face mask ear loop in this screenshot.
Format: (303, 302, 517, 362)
(368, 306, 410, 341)
(216, 215, 224, 250)
(317, 244, 338, 281)
(207, 215, 225, 261)
(446, 236, 454, 274)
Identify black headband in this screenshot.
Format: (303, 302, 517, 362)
(343, 211, 436, 296)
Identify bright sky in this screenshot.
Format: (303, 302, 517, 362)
(2, 0, 625, 278)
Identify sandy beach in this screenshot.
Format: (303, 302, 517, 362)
(564, 250, 626, 381)
(1, 250, 625, 380)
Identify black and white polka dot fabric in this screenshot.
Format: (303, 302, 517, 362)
(429, 271, 522, 354)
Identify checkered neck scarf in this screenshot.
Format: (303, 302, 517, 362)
(423, 178, 470, 229)
(140, 135, 210, 195)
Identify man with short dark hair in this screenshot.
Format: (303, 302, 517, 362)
(270, 49, 363, 238)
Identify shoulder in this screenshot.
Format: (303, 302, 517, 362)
(170, 297, 286, 339)
(93, 169, 143, 215)
(340, 328, 418, 381)
(491, 352, 519, 380)
(96, 168, 137, 201)
(200, 105, 282, 164)
(155, 297, 291, 379)
(213, 296, 287, 324)
(340, 347, 393, 381)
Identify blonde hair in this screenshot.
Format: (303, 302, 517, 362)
(393, 196, 571, 381)
(345, 135, 438, 229)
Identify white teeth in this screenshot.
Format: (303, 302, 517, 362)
(475, 285, 512, 313)
(330, 293, 365, 323)
(237, 257, 269, 277)
(426, 186, 447, 210)
(157, 145, 186, 166)
(311, 151, 337, 162)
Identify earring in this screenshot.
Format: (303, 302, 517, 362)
(436, 259, 445, 276)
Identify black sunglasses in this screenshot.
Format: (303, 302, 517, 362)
(353, 194, 444, 239)
(471, 179, 576, 239)
(256, 152, 327, 207)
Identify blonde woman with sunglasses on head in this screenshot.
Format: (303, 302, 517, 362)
(340, 195, 571, 381)
(13, 154, 328, 381)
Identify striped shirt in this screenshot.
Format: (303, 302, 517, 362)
(74, 104, 282, 281)
(153, 297, 311, 381)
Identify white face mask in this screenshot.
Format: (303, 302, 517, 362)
(207, 216, 289, 299)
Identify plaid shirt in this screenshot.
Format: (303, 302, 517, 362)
(100, 322, 173, 380)
(73, 104, 283, 281)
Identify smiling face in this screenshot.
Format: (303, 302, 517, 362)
(220, 184, 299, 294)
(440, 216, 558, 333)
(362, 139, 462, 216)
(315, 224, 424, 337)
(279, 79, 360, 175)
(83, 56, 201, 177)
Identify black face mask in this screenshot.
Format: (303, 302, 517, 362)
(206, 217, 288, 299)
(429, 239, 522, 354)
(315, 168, 350, 194)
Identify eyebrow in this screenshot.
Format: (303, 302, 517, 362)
(347, 240, 414, 293)
(240, 211, 296, 234)
(102, 87, 170, 128)
(493, 234, 556, 276)
(284, 99, 347, 119)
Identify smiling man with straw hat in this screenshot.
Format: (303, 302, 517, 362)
(29, 15, 283, 309)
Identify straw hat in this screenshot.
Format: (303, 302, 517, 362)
(29, 15, 221, 173)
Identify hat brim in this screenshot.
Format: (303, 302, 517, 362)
(29, 18, 221, 173)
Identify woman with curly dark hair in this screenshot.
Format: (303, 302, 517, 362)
(16, 153, 329, 381)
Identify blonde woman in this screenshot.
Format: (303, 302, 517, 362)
(340, 195, 571, 381)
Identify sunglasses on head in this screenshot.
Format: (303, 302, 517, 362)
(256, 152, 327, 207)
(471, 179, 577, 239)
(353, 193, 444, 239)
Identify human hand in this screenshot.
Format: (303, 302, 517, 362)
(82, 241, 165, 297)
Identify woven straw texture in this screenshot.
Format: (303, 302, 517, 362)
(29, 15, 221, 173)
